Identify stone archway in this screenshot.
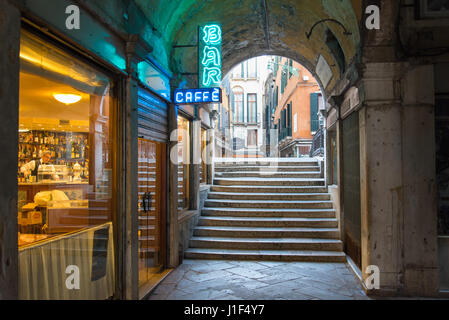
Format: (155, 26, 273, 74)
(134, 0, 363, 95)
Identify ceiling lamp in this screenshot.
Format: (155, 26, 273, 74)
(53, 93, 82, 105)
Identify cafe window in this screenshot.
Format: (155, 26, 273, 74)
(178, 115, 190, 211)
(17, 30, 116, 299)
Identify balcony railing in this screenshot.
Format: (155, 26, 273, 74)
(278, 127, 292, 142)
(310, 126, 325, 157)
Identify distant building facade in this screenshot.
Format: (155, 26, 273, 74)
(266, 57, 323, 157)
(221, 56, 270, 158)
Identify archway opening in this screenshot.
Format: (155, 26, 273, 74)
(214, 55, 326, 161)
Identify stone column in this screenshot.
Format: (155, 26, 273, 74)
(359, 62, 439, 296)
(0, 1, 20, 300)
(168, 80, 179, 268)
(336, 118, 345, 247)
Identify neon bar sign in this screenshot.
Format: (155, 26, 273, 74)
(199, 24, 222, 88)
(174, 87, 222, 105)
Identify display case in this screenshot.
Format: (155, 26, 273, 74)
(37, 164, 67, 182)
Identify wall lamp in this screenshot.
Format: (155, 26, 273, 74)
(306, 19, 352, 39)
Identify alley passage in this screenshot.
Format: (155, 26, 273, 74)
(185, 158, 345, 262)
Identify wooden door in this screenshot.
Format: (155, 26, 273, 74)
(137, 138, 166, 287)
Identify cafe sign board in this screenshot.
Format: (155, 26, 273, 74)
(198, 24, 222, 88)
(174, 87, 222, 105)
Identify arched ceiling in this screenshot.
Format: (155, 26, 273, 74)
(134, 0, 363, 93)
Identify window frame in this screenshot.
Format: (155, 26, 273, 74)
(247, 93, 257, 123)
(17, 25, 122, 300)
(232, 87, 244, 123)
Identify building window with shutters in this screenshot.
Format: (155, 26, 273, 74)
(247, 58, 257, 78)
(274, 86, 279, 108)
(278, 119, 281, 138)
(310, 92, 320, 133)
(232, 63, 243, 79)
(288, 59, 293, 78)
(281, 62, 288, 94)
(247, 93, 257, 123)
(232, 87, 244, 123)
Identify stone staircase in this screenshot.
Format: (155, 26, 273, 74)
(184, 159, 346, 262)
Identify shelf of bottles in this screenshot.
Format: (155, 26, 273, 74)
(18, 130, 89, 178)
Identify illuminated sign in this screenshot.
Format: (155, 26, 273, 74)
(174, 87, 222, 105)
(199, 24, 222, 88)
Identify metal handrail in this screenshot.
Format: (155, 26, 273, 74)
(310, 127, 325, 157)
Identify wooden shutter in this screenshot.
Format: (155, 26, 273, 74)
(281, 67, 287, 94)
(310, 93, 319, 133)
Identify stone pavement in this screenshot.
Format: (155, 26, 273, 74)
(147, 259, 370, 300)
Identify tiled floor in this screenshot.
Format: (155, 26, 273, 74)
(147, 259, 370, 300)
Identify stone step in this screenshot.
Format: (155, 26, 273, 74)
(189, 237, 343, 251)
(214, 177, 325, 186)
(184, 248, 346, 262)
(208, 192, 331, 201)
(214, 166, 320, 172)
(201, 207, 336, 218)
(198, 216, 338, 228)
(193, 226, 340, 239)
(204, 199, 333, 209)
(210, 185, 329, 194)
(215, 171, 322, 179)
(214, 161, 318, 167)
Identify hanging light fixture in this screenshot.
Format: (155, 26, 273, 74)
(53, 93, 82, 105)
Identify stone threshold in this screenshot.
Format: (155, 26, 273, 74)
(346, 255, 363, 284)
(139, 268, 174, 300)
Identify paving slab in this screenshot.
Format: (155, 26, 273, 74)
(147, 259, 369, 300)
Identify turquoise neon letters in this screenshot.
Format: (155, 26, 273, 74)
(199, 24, 222, 88)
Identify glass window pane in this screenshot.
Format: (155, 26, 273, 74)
(233, 88, 244, 123)
(177, 116, 190, 210)
(248, 94, 257, 123)
(232, 64, 241, 79)
(17, 30, 115, 299)
(248, 58, 257, 78)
